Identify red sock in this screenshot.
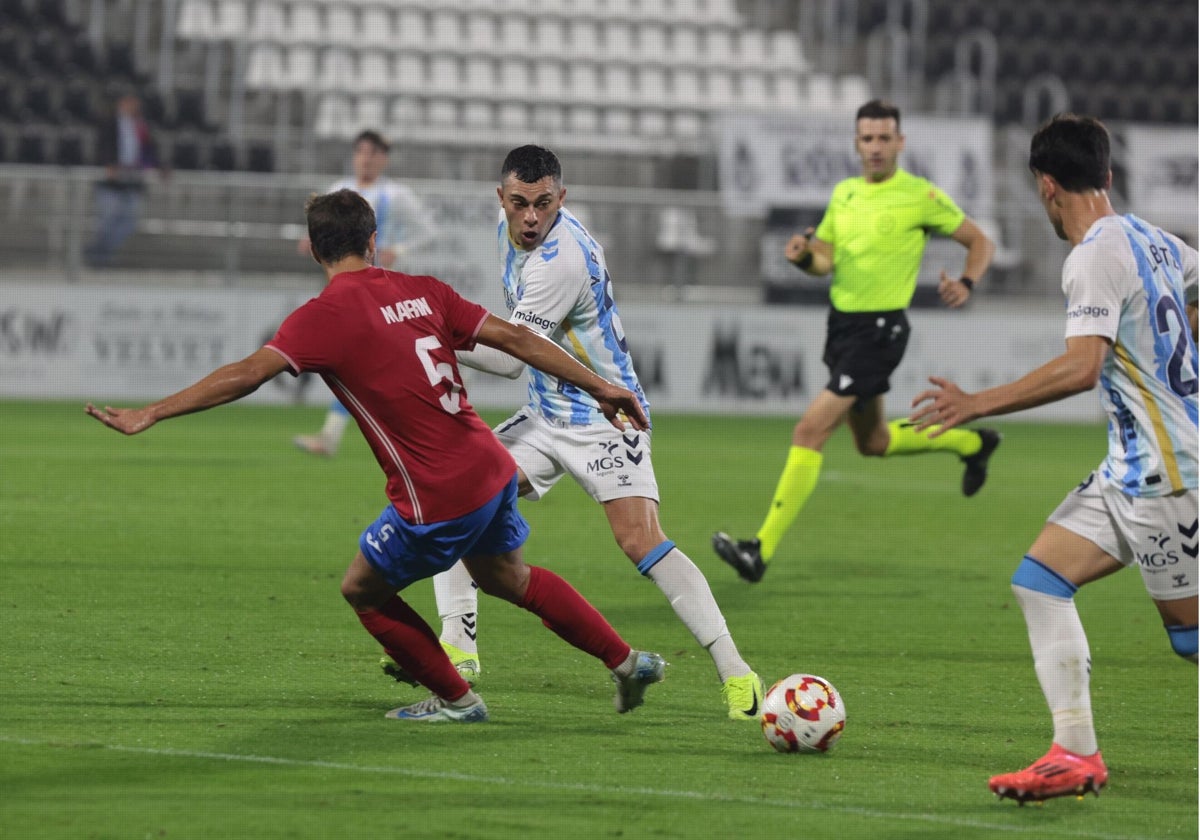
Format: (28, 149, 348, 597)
(355, 595, 469, 701)
(520, 565, 632, 670)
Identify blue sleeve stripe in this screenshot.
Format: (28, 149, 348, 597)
(1011, 554, 1078, 598)
(637, 540, 676, 575)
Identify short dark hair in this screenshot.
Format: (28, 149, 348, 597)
(353, 130, 390, 153)
(1028, 113, 1110, 192)
(500, 145, 562, 184)
(305, 189, 376, 264)
(856, 99, 901, 129)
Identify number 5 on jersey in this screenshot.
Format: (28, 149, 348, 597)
(415, 335, 463, 414)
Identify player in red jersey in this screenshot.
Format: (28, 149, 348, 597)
(86, 189, 666, 722)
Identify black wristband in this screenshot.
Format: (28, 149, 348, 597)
(959, 276, 975, 290)
(794, 252, 814, 270)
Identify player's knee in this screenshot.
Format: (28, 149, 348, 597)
(1165, 624, 1198, 662)
(1010, 554, 1078, 600)
(854, 434, 889, 458)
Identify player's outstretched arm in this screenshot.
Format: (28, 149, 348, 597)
(456, 344, 525, 379)
(909, 335, 1109, 434)
(86, 347, 291, 435)
(475, 316, 647, 431)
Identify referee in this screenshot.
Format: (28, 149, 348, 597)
(714, 99, 998, 583)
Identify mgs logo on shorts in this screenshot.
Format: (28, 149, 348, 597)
(587, 433, 645, 475)
(495, 407, 660, 503)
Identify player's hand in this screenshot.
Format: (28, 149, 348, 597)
(784, 227, 816, 265)
(909, 377, 979, 435)
(85, 403, 157, 435)
(938, 270, 971, 308)
(593, 384, 649, 431)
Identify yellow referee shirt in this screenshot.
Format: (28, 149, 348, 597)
(814, 168, 965, 312)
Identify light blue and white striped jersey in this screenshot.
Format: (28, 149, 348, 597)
(1062, 213, 1198, 496)
(497, 207, 650, 426)
(328, 177, 435, 255)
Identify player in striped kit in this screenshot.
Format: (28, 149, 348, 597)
(911, 114, 1198, 803)
(294, 130, 436, 458)
(384, 145, 764, 720)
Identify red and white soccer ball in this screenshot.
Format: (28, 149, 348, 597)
(760, 673, 846, 754)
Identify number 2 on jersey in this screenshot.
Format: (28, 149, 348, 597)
(1155, 296, 1198, 397)
(415, 335, 463, 414)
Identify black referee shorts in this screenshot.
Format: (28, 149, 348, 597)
(821, 308, 910, 403)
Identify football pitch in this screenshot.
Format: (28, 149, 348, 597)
(1, 400, 1195, 839)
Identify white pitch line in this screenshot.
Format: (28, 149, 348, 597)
(0, 735, 1167, 840)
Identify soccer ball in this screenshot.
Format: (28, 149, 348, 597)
(760, 673, 846, 754)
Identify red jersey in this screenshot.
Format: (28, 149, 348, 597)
(266, 267, 516, 524)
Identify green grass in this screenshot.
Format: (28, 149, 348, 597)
(1, 400, 1195, 840)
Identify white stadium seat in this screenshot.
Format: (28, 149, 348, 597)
(737, 29, 769, 71)
(314, 93, 354, 139)
(601, 65, 634, 106)
(318, 48, 357, 92)
(248, 1, 285, 43)
(431, 10, 462, 50)
(213, 0, 248, 41)
(638, 66, 670, 108)
(428, 98, 459, 127)
(429, 55, 462, 95)
(357, 51, 393, 95)
(360, 7, 396, 48)
(463, 100, 494, 129)
(289, 3, 324, 45)
(321, 5, 356, 47)
(774, 71, 804, 107)
(770, 30, 807, 71)
(806, 73, 835, 109)
(356, 95, 387, 132)
(394, 54, 426, 94)
(246, 43, 286, 90)
(671, 68, 704, 107)
(177, 0, 216, 40)
(464, 56, 496, 97)
(396, 8, 427, 48)
(706, 69, 736, 108)
(287, 46, 318, 88)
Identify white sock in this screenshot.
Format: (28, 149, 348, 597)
(1013, 584, 1099, 756)
(433, 561, 479, 655)
(646, 548, 751, 682)
(319, 410, 350, 449)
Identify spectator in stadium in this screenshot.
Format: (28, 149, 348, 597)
(712, 99, 998, 583)
(911, 113, 1197, 804)
(294, 129, 436, 458)
(388, 145, 764, 721)
(84, 92, 163, 268)
(86, 188, 665, 723)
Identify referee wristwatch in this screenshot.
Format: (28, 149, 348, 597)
(959, 276, 975, 291)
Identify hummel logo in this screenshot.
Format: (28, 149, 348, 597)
(1173, 573, 1189, 588)
(1179, 519, 1199, 539)
(622, 433, 640, 449)
(839, 374, 854, 390)
(626, 450, 644, 465)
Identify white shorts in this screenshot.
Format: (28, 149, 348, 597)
(1048, 470, 1198, 601)
(493, 406, 661, 504)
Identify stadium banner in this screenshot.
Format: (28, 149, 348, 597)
(1121, 124, 1199, 238)
(0, 283, 1099, 422)
(717, 112, 994, 221)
